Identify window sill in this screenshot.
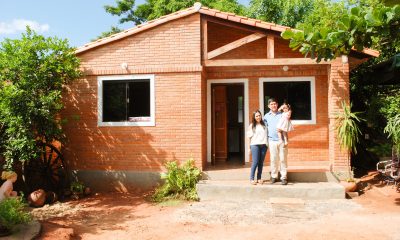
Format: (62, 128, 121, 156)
(98, 121, 155, 127)
(292, 120, 316, 125)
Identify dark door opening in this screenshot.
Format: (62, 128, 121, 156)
(211, 83, 244, 165)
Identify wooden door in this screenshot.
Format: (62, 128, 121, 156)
(212, 85, 227, 164)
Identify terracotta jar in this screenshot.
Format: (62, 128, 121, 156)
(28, 189, 46, 207)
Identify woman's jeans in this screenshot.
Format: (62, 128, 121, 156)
(250, 144, 267, 181)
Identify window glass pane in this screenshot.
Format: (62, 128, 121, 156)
(128, 80, 150, 118)
(103, 81, 127, 122)
(264, 81, 311, 120)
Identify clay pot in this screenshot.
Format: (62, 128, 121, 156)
(28, 189, 46, 207)
(84, 187, 91, 196)
(45, 191, 58, 204)
(340, 181, 358, 192)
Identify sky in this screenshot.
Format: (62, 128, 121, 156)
(0, 0, 250, 48)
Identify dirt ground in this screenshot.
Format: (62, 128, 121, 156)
(30, 182, 400, 240)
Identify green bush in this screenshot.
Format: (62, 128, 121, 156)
(0, 27, 81, 168)
(367, 142, 392, 157)
(70, 181, 85, 194)
(0, 197, 32, 229)
(152, 159, 201, 202)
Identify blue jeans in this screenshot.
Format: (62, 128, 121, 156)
(250, 144, 267, 181)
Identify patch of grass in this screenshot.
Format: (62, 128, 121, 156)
(0, 197, 32, 229)
(157, 199, 184, 207)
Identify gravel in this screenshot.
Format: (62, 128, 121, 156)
(174, 199, 361, 225)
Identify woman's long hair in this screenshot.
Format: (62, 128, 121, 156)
(252, 110, 265, 131)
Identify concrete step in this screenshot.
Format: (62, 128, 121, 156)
(196, 180, 345, 201)
(202, 169, 337, 182)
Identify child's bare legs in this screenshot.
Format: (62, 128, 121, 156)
(283, 132, 288, 146)
(278, 129, 284, 144)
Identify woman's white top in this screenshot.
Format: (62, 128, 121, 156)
(247, 123, 268, 146)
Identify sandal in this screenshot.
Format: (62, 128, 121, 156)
(250, 180, 257, 185)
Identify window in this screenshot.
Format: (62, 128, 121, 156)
(98, 75, 155, 126)
(259, 77, 316, 124)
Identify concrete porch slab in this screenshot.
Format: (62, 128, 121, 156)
(196, 180, 345, 201)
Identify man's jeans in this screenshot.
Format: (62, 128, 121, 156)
(269, 141, 288, 180)
(250, 144, 267, 181)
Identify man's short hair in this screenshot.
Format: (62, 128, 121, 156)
(268, 98, 278, 105)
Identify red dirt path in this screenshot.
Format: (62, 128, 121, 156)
(33, 183, 400, 240)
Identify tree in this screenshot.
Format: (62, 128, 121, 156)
(104, 0, 245, 25)
(281, 1, 400, 62)
(96, 0, 245, 39)
(0, 28, 81, 169)
(93, 26, 123, 41)
(247, 0, 316, 28)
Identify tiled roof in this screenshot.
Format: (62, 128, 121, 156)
(359, 48, 379, 57)
(75, 3, 379, 57)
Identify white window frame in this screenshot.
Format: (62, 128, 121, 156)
(259, 77, 316, 125)
(97, 74, 155, 127)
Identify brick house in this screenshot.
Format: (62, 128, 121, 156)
(62, 3, 378, 190)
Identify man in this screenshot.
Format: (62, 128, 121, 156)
(264, 98, 288, 185)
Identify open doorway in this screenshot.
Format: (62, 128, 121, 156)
(211, 83, 245, 166)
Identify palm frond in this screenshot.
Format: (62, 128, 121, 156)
(335, 101, 364, 154)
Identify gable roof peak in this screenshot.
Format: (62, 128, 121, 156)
(194, 2, 202, 11)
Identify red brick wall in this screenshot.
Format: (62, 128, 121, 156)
(328, 58, 350, 172)
(79, 15, 201, 70)
(63, 12, 349, 173)
(62, 14, 203, 172)
(206, 65, 330, 167)
(205, 20, 349, 169)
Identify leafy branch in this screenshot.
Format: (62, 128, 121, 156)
(282, 4, 400, 62)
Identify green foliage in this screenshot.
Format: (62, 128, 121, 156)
(376, 90, 400, 152)
(281, 1, 400, 61)
(247, 0, 316, 28)
(336, 102, 364, 155)
(0, 197, 32, 229)
(93, 26, 123, 41)
(367, 142, 392, 157)
(70, 181, 85, 194)
(152, 159, 201, 202)
(379, 90, 400, 120)
(0, 28, 82, 168)
(104, 0, 245, 25)
(384, 113, 400, 153)
(336, 102, 365, 180)
(350, 57, 399, 164)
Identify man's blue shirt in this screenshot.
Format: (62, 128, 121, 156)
(264, 111, 282, 142)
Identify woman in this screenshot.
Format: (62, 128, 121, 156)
(247, 110, 268, 185)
